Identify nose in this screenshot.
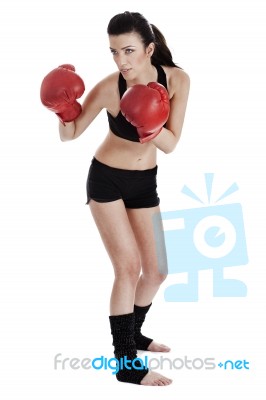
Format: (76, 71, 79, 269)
(116, 53, 127, 69)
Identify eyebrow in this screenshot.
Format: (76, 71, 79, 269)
(110, 45, 136, 51)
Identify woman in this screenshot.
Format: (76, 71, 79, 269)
(41, 11, 190, 386)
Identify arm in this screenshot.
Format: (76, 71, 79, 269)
(152, 69, 190, 154)
(59, 79, 109, 141)
(40, 65, 116, 142)
(40, 64, 86, 140)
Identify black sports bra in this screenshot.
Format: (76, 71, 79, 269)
(107, 64, 168, 142)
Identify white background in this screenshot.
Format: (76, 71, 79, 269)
(0, 0, 266, 398)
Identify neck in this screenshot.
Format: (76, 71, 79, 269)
(126, 64, 157, 87)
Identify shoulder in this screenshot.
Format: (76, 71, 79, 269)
(162, 66, 190, 99)
(84, 71, 120, 110)
(91, 71, 120, 97)
(96, 71, 119, 88)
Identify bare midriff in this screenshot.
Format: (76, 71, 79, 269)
(94, 130, 157, 170)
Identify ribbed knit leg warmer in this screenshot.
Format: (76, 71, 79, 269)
(109, 312, 149, 384)
(134, 303, 153, 350)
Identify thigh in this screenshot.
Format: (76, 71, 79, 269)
(89, 199, 140, 274)
(126, 206, 168, 275)
(86, 158, 122, 204)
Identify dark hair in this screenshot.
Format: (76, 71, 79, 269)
(107, 11, 181, 68)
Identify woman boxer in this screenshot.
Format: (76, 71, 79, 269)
(41, 11, 190, 386)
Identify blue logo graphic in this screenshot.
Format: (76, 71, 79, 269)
(153, 173, 249, 302)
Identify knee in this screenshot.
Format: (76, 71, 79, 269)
(143, 271, 168, 286)
(114, 258, 141, 285)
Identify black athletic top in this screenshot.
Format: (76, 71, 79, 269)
(107, 64, 168, 142)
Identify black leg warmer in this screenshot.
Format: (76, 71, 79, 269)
(109, 312, 149, 384)
(134, 303, 153, 350)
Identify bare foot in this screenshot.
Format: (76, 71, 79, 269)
(147, 341, 171, 352)
(141, 371, 172, 386)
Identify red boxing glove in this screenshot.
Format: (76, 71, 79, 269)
(120, 82, 170, 143)
(40, 64, 85, 125)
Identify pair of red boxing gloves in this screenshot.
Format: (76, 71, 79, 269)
(40, 64, 170, 143)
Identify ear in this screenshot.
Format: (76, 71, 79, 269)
(146, 42, 155, 58)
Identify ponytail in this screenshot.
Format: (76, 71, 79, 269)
(151, 24, 181, 69)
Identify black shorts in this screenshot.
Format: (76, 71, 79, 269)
(86, 157, 160, 209)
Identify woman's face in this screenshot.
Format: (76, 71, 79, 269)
(109, 31, 154, 80)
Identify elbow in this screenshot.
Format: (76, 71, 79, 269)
(59, 131, 75, 142)
(161, 138, 180, 154)
(156, 141, 177, 154)
(163, 147, 174, 154)
(158, 129, 181, 154)
(162, 145, 176, 154)
(59, 135, 67, 142)
(60, 135, 70, 142)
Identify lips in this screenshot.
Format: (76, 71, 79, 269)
(120, 68, 132, 73)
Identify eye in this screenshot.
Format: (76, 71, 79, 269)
(110, 49, 117, 55)
(125, 49, 134, 54)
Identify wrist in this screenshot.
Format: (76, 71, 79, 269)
(138, 127, 162, 144)
(57, 101, 82, 124)
(59, 119, 76, 141)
